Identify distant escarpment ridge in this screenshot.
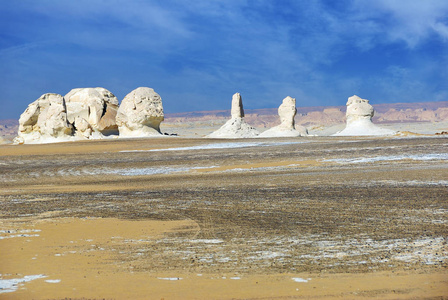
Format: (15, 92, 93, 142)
(164, 101, 448, 128)
(1, 101, 448, 138)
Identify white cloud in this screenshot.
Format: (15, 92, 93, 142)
(1, 1, 193, 53)
(353, 0, 448, 47)
(432, 22, 448, 40)
(1, 0, 447, 118)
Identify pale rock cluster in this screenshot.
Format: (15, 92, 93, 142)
(14, 88, 399, 144)
(333, 95, 396, 136)
(65, 87, 119, 138)
(15, 87, 164, 144)
(208, 94, 308, 139)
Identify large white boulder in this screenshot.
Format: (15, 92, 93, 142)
(260, 96, 308, 137)
(116, 87, 164, 137)
(65, 87, 119, 137)
(333, 95, 396, 136)
(14, 93, 74, 144)
(207, 93, 259, 138)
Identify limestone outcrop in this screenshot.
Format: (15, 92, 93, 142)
(14, 86, 165, 143)
(260, 96, 308, 137)
(207, 93, 259, 138)
(65, 87, 119, 137)
(14, 93, 74, 144)
(116, 87, 164, 137)
(333, 95, 396, 136)
(231, 92, 245, 118)
(73, 115, 94, 139)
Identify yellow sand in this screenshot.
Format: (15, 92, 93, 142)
(1, 217, 446, 299)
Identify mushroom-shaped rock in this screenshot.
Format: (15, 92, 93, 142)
(65, 87, 119, 137)
(207, 93, 259, 138)
(260, 96, 307, 137)
(116, 87, 164, 137)
(14, 93, 73, 144)
(333, 95, 396, 136)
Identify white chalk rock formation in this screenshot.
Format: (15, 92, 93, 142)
(65, 87, 119, 137)
(14, 93, 74, 144)
(116, 87, 164, 137)
(260, 96, 308, 137)
(73, 116, 94, 139)
(207, 93, 259, 138)
(333, 95, 396, 136)
(231, 92, 245, 118)
(294, 124, 309, 136)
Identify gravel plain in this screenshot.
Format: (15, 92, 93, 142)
(0, 136, 447, 299)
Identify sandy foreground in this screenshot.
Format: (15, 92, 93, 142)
(0, 135, 447, 299)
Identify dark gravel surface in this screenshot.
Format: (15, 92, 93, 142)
(1, 136, 447, 274)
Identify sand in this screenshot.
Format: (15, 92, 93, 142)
(0, 135, 447, 299)
(2, 217, 447, 299)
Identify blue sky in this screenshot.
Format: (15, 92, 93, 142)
(1, 0, 448, 119)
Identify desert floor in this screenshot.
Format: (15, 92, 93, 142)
(0, 135, 447, 299)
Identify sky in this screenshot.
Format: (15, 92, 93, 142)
(1, 0, 448, 119)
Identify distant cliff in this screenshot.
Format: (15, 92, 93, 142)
(164, 101, 448, 128)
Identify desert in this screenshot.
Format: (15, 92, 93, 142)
(1, 118, 447, 298)
(3, 1, 448, 298)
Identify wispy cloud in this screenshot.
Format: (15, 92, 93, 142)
(352, 0, 448, 47)
(0, 0, 447, 119)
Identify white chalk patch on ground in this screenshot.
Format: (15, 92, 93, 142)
(0, 229, 41, 240)
(96, 165, 220, 176)
(390, 237, 448, 265)
(157, 277, 183, 281)
(0, 234, 40, 240)
(223, 168, 246, 173)
(191, 166, 221, 171)
(217, 257, 232, 263)
(157, 234, 447, 270)
(45, 279, 61, 283)
(190, 239, 224, 244)
(0, 229, 41, 234)
(0, 275, 46, 294)
(122, 142, 263, 152)
(324, 153, 448, 164)
(0, 164, 222, 179)
(368, 180, 448, 186)
(230, 277, 241, 280)
(221, 163, 316, 173)
(248, 251, 286, 260)
(106, 166, 192, 176)
(292, 278, 310, 283)
(120, 141, 304, 153)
